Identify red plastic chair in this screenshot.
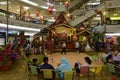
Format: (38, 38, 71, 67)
(76, 66, 90, 80)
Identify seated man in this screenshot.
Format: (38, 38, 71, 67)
(40, 57, 55, 79)
(29, 58, 40, 74)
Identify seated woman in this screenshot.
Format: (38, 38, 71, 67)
(56, 57, 72, 80)
(74, 57, 92, 74)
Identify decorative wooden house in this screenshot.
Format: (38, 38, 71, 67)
(47, 12, 76, 51)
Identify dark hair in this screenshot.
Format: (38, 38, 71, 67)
(106, 55, 113, 63)
(85, 57, 92, 65)
(74, 63, 78, 68)
(43, 57, 48, 63)
(32, 58, 38, 63)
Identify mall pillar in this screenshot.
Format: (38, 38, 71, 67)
(6, 0, 9, 43)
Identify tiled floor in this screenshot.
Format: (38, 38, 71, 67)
(0, 52, 120, 80)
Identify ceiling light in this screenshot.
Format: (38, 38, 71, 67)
(113, 13, 118, 16)
(87, 2, 100, 5)
(40, 6, 48, 9)
(110, 17, 120, 20)
(105, 33, 120, 36)
(20, 0, 38, 6)
(24, 32, 36, 36)
(0, 23, 40, 32)
(0, 1, 11, 5)
(17, 9, 20, 12)
(24, 6, 30, 10)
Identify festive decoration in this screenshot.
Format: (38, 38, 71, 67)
(48, 5, 54, 14)
(65, 1, 70, 8)
(94, 8, 99, 14)
(73, 35, 77, 41)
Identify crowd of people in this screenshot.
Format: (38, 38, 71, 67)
(24, 49, 92, 80)
(102, 49, 120, 71)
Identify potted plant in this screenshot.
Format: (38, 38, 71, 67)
(0, 54, 12, 71)
(0, 44, 17, 71)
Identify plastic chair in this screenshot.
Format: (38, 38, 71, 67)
(29, 65, 40, 80)
(107, 63, 120, 77)
(107, 63, 116, 73)
(77, 66, 90, 80)
(41, 69, 55, 80)
(63, 70, 73, 80)
(102, 57, 107, 64)
(90, 65, 103, 80)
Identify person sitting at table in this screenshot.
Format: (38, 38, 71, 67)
(56, 57, 72, 80)
(74, 57, 92, 74)
(40, 56, 55, 78)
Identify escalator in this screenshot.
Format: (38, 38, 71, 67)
(106, 25, 120, 33)
(92, 25, 106, 33)
(70, 3, 105, 26)
(68, 0, 91, 13)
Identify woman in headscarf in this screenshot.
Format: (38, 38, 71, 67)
(56, 57, 72, 80)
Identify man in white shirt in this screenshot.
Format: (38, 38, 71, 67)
(61, 42, 66, 54)
(75, 41, 80, 54)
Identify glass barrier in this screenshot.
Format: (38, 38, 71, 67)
(0, 9, 54, 25)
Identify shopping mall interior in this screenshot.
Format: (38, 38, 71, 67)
(0, 0, 120, 80)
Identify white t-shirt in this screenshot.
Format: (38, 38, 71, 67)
(62, 43, 66, 48)
(81, 63, 90, 67)
(75, 41, 79, 48)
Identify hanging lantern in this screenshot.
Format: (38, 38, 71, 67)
(65, 1, 70, 8)
(48, 5, 54, 14)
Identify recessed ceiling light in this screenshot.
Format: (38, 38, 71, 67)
(24, 6, 30, 10)
(0, 23, 40, 32)
(17, 9, 20, 12)
(113, 13, 118, 16)
(0, 1, 11, 5)
(20, 0, 38, 6)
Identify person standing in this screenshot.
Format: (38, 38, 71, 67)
(61, 42, 66, 54)
(75, 40, 80, 54)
